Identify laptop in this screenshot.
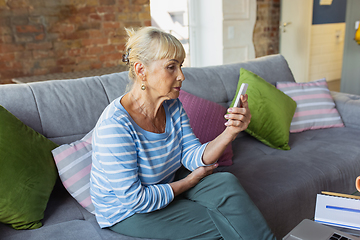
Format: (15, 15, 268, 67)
(283, 219, 360, 240)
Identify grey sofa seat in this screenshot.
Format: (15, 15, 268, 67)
(1, 54, 360, 240)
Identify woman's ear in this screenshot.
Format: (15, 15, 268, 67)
(134, 62, 146, 80)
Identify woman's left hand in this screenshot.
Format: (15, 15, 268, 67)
(202, 94, 251, 165)
(224, 94, 251, 140)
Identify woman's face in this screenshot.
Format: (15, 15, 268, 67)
(145, 58, 185, 100)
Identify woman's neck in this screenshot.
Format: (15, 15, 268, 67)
(130, 88, 164, 120)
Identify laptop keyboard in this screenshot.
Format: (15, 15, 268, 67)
(330, 233, 353, 240)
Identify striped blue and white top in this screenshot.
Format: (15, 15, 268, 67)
(90, 96, 209, 228)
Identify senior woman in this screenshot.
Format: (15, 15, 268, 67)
(90, 27, 275, 240)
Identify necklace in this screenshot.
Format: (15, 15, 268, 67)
(130, 93, 164, 133)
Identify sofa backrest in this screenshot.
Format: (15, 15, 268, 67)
(0, 54, 294, 145)
(0, 73, 131, 145)
(182, 54, 295, 108)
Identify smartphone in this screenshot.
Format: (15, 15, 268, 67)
(233, 83, 248, 108)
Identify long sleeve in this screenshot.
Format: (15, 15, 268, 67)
(91, 117, 174, 227)
(176, 101, 210, 171)
(90, 97, 210, 228)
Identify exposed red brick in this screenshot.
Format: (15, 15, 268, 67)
(133, 0, 149, 5)
(0, 35, 13, 44)
(104, 61, 118, 68)
(87, 46, 102, 55)
(11, 8, 29, 16)
(99, 52, 122, 62)
(35, 33, 45, 41)
(0, 69, 29, 80)
(82, 38, 108, 46)
(104, 13, 116, 21)
(0, 43, 25, 53)
(103, 45, 116, 53)
(48, 66, 63, 74)
(77, 6, 97, 15)
(103, 21, 120, 29)
(96, 6, 117, 13)
(91, 62, 102, 69)
(39, 59, 57, 68)
(5, 61, 23, 70)
(99, 0, 116, 5)
(0, 61, 9, 70)
(26, 42, 52, 50)
(33, 50, 55, 59)
(76, 55, 98, 63)
(53, 40, 82, 50)
(15, 50, 32, 59)
(49, 24, 75, 34)
(16, 25, 44, 33)
(7, 0, 29, 9)
(0, 53, 15, 61)
(88, 29, 103, 38)
(75, 63, 95, 71)
(1, 0, 151, 84)
(0, 0, 8, 8)
(57, 57, 76, 65)
(254, 0, 280, 58)
(33, 68, 49, 76)
(63, 30, 90, 40)
(67, 48, 82, 57)
(89, 13, 102, 21)
(78, 22, 101, 31)
(116, 44, 125, 50)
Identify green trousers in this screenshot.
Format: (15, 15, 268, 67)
(110, 169, 276, 240)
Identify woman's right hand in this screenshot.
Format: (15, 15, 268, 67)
(170, 164, 218, 197)
(185, 164, 218, 188)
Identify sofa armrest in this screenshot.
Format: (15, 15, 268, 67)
(331, 91, 360, 130)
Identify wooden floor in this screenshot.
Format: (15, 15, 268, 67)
(327, 79, 341, 92)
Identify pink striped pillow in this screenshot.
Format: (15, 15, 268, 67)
(276, 78, 344, 133)
(52, 130, 94, 213)
(179, 90, 233, 166)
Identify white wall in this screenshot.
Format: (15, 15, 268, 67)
(308, 23, 346, 82)
(189, 0, 256, 67)
(341, 0, 360, 94)
(150, 0, 191, 66)
(188, 0, 223, 67)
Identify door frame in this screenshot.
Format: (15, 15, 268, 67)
(280, 0, 313, 83)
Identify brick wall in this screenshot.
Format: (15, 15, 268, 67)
(0, 0, 151, 84)
(0, 0, 279, 84)
(253, 0, 280, 58)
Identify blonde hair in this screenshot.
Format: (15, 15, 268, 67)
(123, 27, 186, 80)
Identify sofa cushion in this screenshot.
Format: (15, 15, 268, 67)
(222, 126, 360, 238)
(230, 68, 297, 150)
(0, 105, 58, 230)
(276, 78, 344, 133)
(52, 130, 95, 213)
(179, 90, 233, 166)
(182, 54, 296, 109)
(2, 220, 103, 240)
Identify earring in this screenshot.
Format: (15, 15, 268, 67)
(141, 84, 146, 90)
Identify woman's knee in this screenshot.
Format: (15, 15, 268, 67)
(212, 172, 241, 187)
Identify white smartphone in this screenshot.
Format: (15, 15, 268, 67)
(233, 83, 248, 108)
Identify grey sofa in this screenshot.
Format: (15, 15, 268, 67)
(1, 54, 360, 240)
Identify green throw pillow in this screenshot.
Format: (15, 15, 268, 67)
(0, 105, 58, 230)
(230, 68, 297, 150)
